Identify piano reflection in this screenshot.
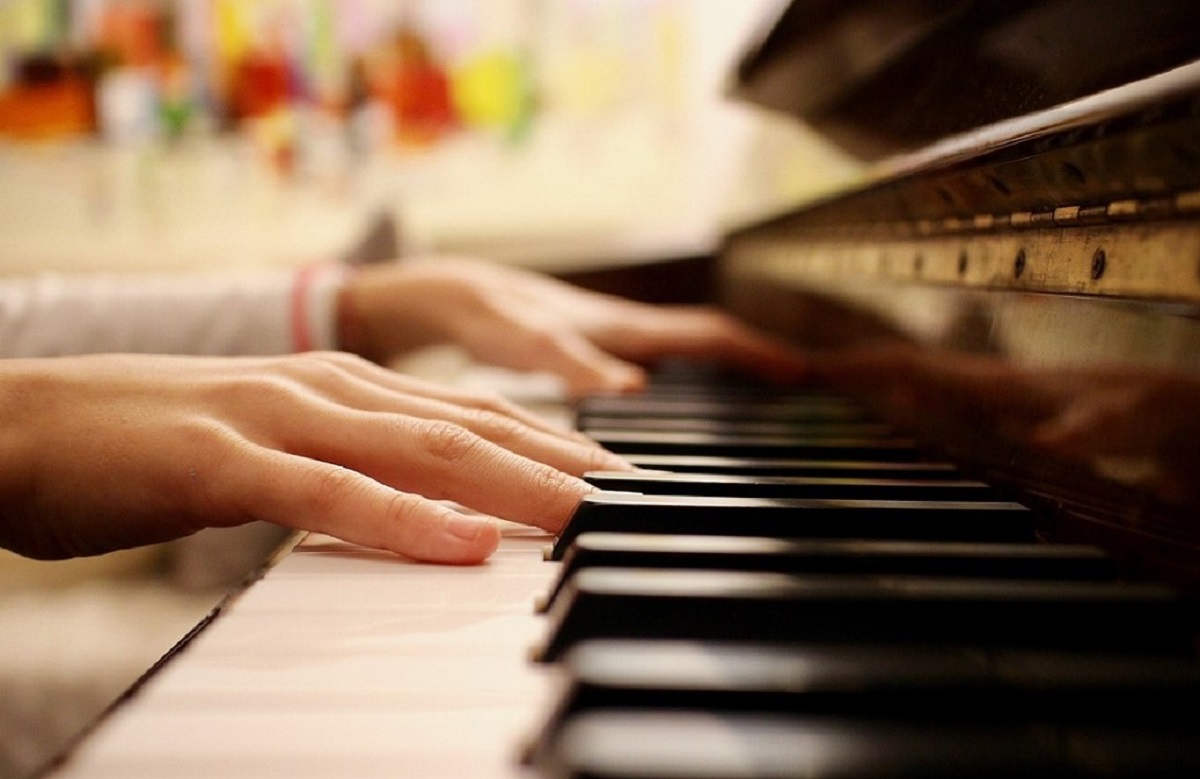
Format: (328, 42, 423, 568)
(46, 1, 1200, 778)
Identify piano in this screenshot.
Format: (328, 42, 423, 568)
(43, 1, 1200, 777)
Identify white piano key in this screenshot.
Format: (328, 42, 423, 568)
(52, 524, 562, 779)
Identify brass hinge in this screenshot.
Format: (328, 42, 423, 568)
(903, 189, 1200, 239)
(725, 189, 1200, 303)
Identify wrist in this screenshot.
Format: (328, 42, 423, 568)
(334, 264, 460, 364)
(335, 270, 377, 360)
(0, 361, 55, 556)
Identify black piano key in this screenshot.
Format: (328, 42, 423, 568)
(577, 417, 894, 437)
(582, 470, 999, 501)
(538, 710, 1200, 779)
(581, 380, 849, 401)
(623, 454, 962, 479)
(526, 640, 1200, 753)
(587, 429, 922, 460)
(533, 569, 1196, 662)
(575, 395, 869, 425)
(550, 493, 1036, 560)
(539, 370, 1200, 779)
(539, 534, 1117, 612)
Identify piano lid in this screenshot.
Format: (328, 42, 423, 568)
(731, 0, 1200, 160)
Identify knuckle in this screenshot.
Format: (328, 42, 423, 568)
(523, 326, 566, 353)
(527, 461, 576, 495)
(316, 350, 377, 373)
(305, 462, 364, 515)
(278, 352, 353, 383)
(466, 389, 522, 417)
(523, 464, 588, 529)
(223, 373, 301, 406)
(309, 349, 355, 362)
(176, 420, 244, 498)
(176, 416, 237, 450)
(415, 419, 487, 466)
(462, 407, 526, 443)
(382, 490, 426, 532)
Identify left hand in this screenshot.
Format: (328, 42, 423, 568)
(336, 258, 809, 396)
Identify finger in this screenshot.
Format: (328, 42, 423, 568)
(263, 355, 632, 469)
(598, 307, 809, 383)
(447, 403, 634, 472)
(218, 448, 503, 564)
(1030, 395, 1142, 457)
(278, 352, 598, 446)
(282, 413, 597, 533)
(526, 330, 648, 397)
(451, 315, 648, 397)
(227, 369, 631, 476)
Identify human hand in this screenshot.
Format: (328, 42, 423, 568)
(0, 352, 630, 563)
(336, 258, 808, 396)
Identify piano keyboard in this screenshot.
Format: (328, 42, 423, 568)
(524, 368, 1200, 778)
(50, 366, 1200, 779)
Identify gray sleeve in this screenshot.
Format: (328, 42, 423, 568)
(0, 265, 344, 358)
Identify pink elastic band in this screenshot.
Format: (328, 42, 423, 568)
(290, 263, 323, 352)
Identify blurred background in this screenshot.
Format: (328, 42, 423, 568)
(0, 0, 861, 274)
(0, 2, 861, 777)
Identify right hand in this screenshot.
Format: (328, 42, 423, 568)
(0, 352, 630, 564)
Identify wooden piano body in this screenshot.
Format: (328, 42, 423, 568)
(46, 2, 1200, 777)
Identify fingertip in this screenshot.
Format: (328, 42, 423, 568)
(618, 370, 648, 392)
(568, 364, 646, 398)
(603, 452, 638, 471)
(597, 362, 647, 393)
(428, 512, 502, 564)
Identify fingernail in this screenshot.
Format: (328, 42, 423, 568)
(446, 512, 491, 541)
(602, 365, 645, 392)
(604, 452, 637, 470)
(618, 369, 647, 391)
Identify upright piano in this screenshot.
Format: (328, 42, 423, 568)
(46, 1, 1200, 777)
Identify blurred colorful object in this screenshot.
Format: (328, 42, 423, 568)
(227, 47, 291, 121)
(451, 48, 532, 141)
(0, 0, 691, 154)
(368, 26, 455, 147)
(0, 55, 94, 140)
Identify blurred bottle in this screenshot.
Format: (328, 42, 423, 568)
(155, 51, 196, 142)
(369, 25, 457, 148)
(451, 46, 533, 144)
(447, 0, 535, 145)
(227, 46, 291, 122)
(0, 53, 97, 140)
(91, 1, 204, 146)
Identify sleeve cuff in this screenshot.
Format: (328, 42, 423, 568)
(290, 263, 349, 352)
